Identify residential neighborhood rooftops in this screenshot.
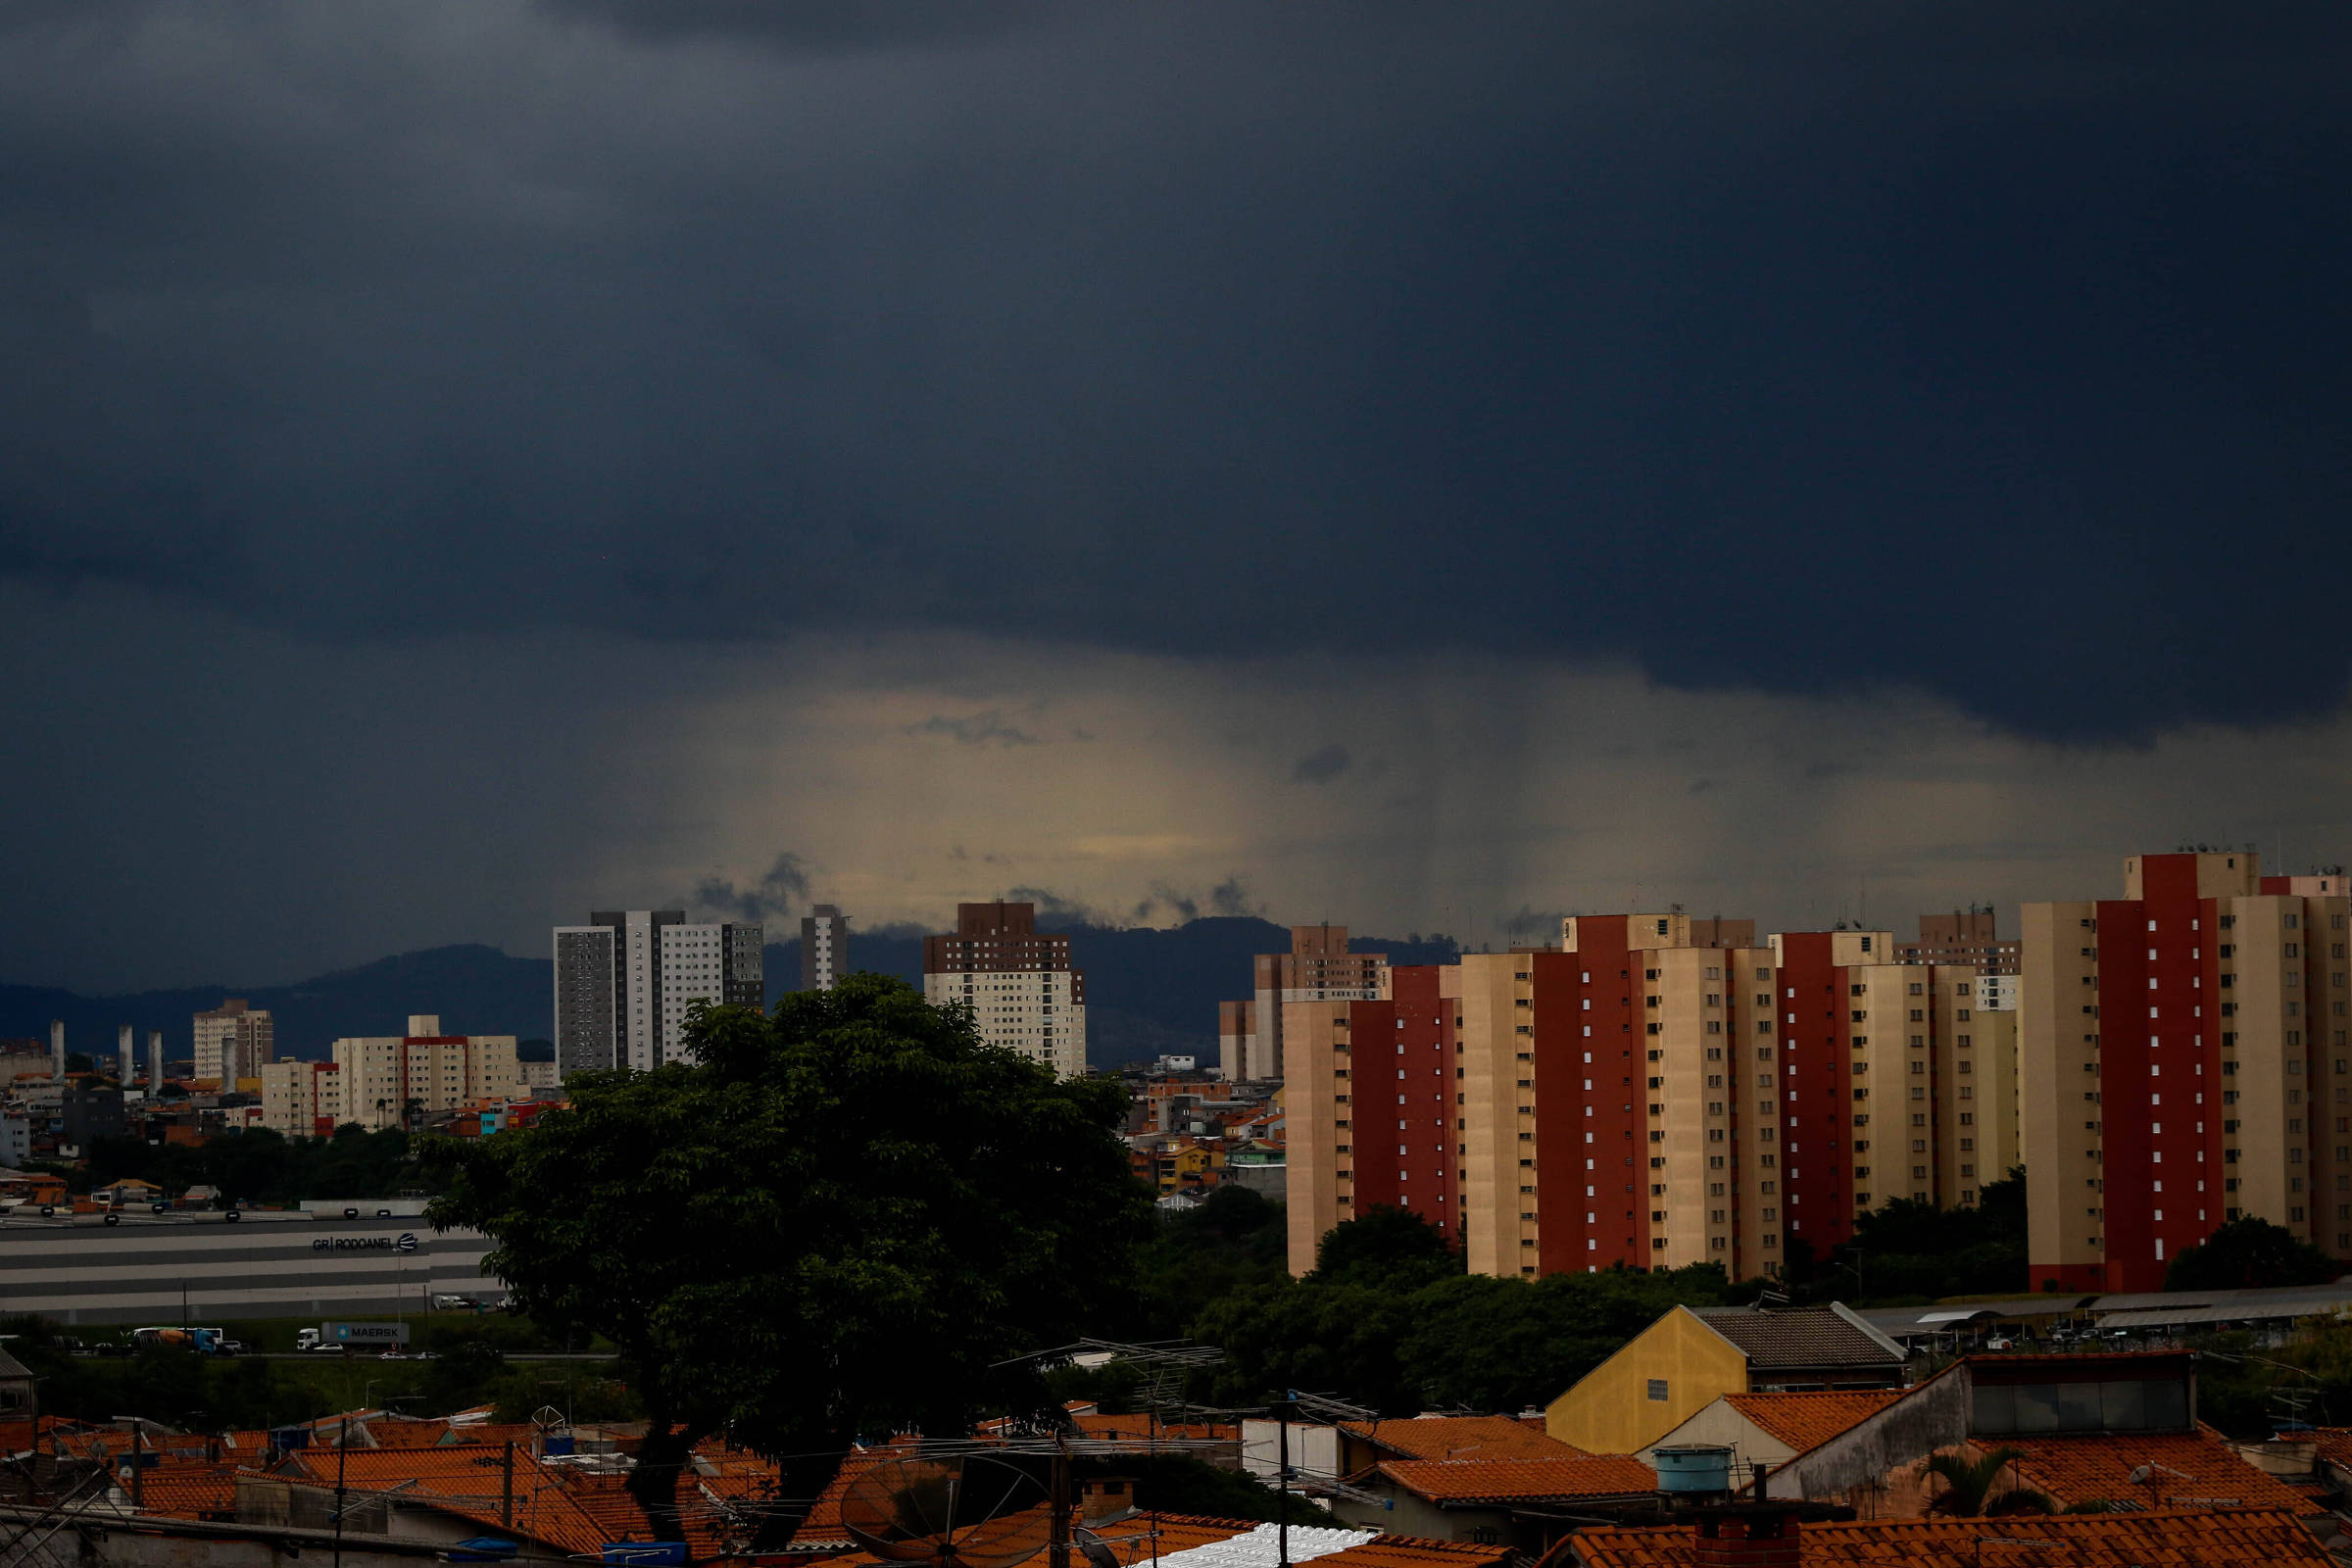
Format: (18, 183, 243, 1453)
(1566, 1508, 2333, 1568)
(1993, 1427, 2317, 1515)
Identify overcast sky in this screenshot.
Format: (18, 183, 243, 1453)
(5, 2, 2349, 992)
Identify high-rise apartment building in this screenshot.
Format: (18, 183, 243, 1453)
(922, 902, 1087, 1078)
(551, 910, 764, 1077)
(1285, 910, 2017, 1279)
(802, 905, 850, 991)
(2022, 851, 2351, 1294)
(1218, 925, 1391, 1082)
(259, 1059, 342, 1138)
(329, 1015, 525, 1132)
(193, 999, 274, 1084)
(1899, 910, 2021, 974)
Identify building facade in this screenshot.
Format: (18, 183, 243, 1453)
(1220, 924, 1392, 1082)
(1898, 910, 2022, 974)
(329, 1015, 526, 1132)
(2023, 851, 2352, 1294)
(551, 910, 764, 1077)
(192, 999, 275, 1085)
(922, 902, 1088, 1078)
(802, 905, 850, 991)
(258, 1059, 342, 1138)
(1286, 911, 2018, 1279)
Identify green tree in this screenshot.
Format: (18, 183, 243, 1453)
(2166, 1216, 2337, 1292)
(1834, 1167, 2027, 1300)
(424, 975, 1152, 1543)
(1313, 1204, 1462, 1287)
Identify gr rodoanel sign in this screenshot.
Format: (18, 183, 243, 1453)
(312, 1233, 421, 1252)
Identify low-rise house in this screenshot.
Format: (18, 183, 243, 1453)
(1338, 1455, 1658, 1550)
(1546, 1305, 1909, 1454)
(1567, 1501, 2332, 1568)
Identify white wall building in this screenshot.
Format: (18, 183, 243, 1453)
(802, 905, 851, 991)
(553, 910, 763, 1077)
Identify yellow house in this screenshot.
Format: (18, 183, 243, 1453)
(1545, 1303, 1908, 1454)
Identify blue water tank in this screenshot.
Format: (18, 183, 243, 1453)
(1652, 1445, 1734, 1494)
(271, 1428, 314, 1452)
(541, 1434, 575, 1457)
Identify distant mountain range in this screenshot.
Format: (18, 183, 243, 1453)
(0, 918, 1467, 1071)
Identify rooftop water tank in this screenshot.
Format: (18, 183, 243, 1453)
(1653, 1445, 1734, 1495)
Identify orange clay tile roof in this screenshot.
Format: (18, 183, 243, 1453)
(1993, 1426, 2317, 1514)
(1344, 1416, 1585, 1460)
(365, 1420, 455, 1447)
(1567, 1508, 2332, 1568)
(1378, 1455, 1656, 1503)
(126, 1463, 239, 1520)
(1069, 1412, 1240, 1445)
(278, 1440, 736, 1560)
(832, 1514, 1512, 1568)
(1720, 1391, 1905, 1458)
(2305, 1427, 2352, 1470)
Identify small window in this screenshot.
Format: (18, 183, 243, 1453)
(1646, 1379, 1669, 1401)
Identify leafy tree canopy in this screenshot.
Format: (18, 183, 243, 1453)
(425, 975, 1153, 1542)
(79, 1124, 422, 1206)
(2166, 1215, 2339, 1292)
(1816, 1167, 2028, 1301)
(1190, 1205, 1739, 1414)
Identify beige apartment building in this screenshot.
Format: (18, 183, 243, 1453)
(328, 1015, 526, 1132)
(1285, 911, 2016, 1280)
(193, 998, 274, 1085)
(1221, 924, 1391, 1082)
(258, 1059, 341, 1138)
(2023, 851, 2352, 1294)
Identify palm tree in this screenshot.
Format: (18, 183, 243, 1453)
(1925, 1446, 2060, 1516)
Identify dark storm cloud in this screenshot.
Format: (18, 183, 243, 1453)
(2, 3, 2348, 738)
(1294, 746, 1353, 785)
(693, 853, 811, 924)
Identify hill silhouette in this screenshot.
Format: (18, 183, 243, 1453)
(0, 918, 1465, 1070)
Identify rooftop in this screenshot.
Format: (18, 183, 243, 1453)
(1718, 1391, 1905, 1457)
(1993, 1427, 2317, 1515)
(1692, 1306, 1907, 1370)
(1567, 1508, 2332, 1568)
(1377, 1455, 1657, 1504)
(1342, 1415, 1582, 1461)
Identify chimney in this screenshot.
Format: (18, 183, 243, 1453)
(149, 1030, 165, 1094)
(50, 1019, 65, 1080)
(119, 1024, 133, 1079)
(1692, 1505, 1802, 1568)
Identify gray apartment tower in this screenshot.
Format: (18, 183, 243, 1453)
(801, 905, 850, 991)
(552, 910, 763, 1078)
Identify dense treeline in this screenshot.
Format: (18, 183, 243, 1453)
(74, 1125, 428, 1205)
(0, 1312, 633, 1432)
(1107, 1189, 1752, 1415)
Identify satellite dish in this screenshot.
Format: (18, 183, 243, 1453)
(841, 1456, 1054, 1568)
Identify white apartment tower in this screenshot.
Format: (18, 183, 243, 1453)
(553, 910, 764, 1077)
(922, 902, 1088, 1078)
(802, 906, 851, 991)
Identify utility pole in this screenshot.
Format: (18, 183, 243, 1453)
(1277, 1395, 1291, 1568)
(1049, 1431, 1072, 1568)
(502, 1439, 514, 1528)
(332, 1408, 350, 1568)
